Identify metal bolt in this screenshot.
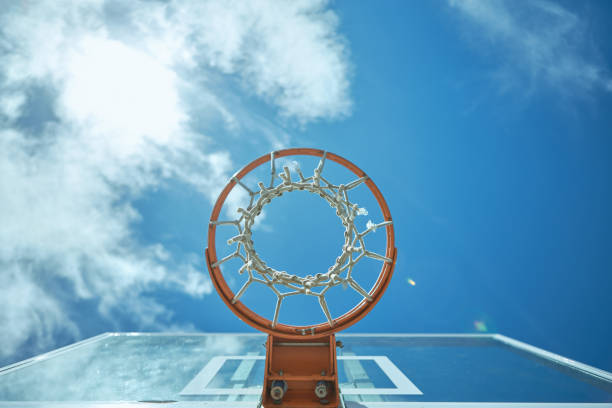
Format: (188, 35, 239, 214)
(314, 381, 329, 399)
(270, 380, 287, 401)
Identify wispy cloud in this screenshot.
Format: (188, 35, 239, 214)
(450, 0, 612, 95)
(0, 0, 351, 361)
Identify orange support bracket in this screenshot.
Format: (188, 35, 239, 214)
(262, 334, 340, 407)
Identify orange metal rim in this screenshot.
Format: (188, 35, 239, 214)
(206, 148, 396, 339)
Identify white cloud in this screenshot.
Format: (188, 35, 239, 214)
(135, 0, 352, 124)
(450, 0, 612, 95)
(0, 0, 351, 361)
(0, 92, 25, 121)
(62, 36, 184, 148)
(0, 262, 80, 358)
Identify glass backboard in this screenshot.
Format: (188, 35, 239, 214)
(1, 333, 611, 407)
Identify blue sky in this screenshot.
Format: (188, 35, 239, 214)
(1, 0, 611, 374)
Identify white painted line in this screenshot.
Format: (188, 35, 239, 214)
(179, 355, 422, 396)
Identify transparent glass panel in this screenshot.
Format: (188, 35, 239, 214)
(0, 333, 611, 406)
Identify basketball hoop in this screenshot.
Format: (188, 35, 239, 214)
(205, 148, 396, 407)
(206, 148, 396, 338)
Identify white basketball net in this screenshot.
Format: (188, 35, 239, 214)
(211, 152, 392, 331)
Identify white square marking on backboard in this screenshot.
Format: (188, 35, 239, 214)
(180, 355, 422, 396)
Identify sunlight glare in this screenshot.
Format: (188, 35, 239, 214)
(63, 37, 184, 156)
(474, 320, 488, 332)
